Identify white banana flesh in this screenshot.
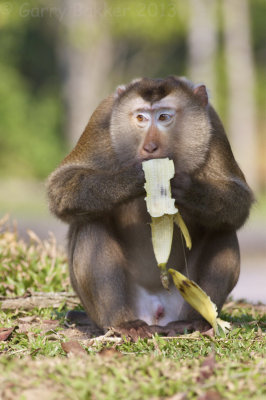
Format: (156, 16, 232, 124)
(151, 215, 174, 267)
(150, 215, 174, 289)
(142, 158, 177, 218)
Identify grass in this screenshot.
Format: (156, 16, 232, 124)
(0, 215, 70, 296)
(0, 216, 265, 400)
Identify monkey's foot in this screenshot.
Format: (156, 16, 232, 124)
(164, 319, 211, 336)
(66, 310, 92, 326)
(112, 319, 166, 342)
(65, 310, 104, 337)
(112, 319, 211, 341)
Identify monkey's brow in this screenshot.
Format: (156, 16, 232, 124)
(135, 106, 176, 112)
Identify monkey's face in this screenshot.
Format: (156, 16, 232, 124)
(110, 77, 212, 173)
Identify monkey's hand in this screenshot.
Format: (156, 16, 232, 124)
(170, 171, 192, 205)
(171, 168, 253, 230)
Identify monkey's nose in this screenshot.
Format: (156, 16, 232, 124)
(143, 141, 158, 154)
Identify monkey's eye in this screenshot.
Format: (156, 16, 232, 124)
(158, 113, 171, 122)
(136, 114, 146, 122)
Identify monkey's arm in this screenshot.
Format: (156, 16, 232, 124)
(172, 135, 254, 231)
(47, 163, 145, 223)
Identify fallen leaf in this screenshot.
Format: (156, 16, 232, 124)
(202, 328, 215, 337)
(197, 390, 223, 400)
(61, 340, 87, 356)
(197, 353, 216, 383)
(202, 353, 216, 369)
(0, 327, 16, 341)
(98, 348, 122, 358)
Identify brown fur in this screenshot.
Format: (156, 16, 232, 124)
(47, 77, 253, 333)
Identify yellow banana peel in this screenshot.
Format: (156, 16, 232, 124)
(168, 268, 231, 335)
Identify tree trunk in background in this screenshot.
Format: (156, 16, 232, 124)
(187, 0, 218, 104)
(222, 0, 258, 191)
(58, 0, 113, 146)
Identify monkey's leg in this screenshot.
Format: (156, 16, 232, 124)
(177, 230, 240, 322)
(69, 221, 135, 329)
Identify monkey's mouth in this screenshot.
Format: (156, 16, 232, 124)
(138, 154, 170, 163)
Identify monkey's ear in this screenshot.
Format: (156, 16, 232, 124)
(193, 85, 208, 106)
(115, 85, 127, 98)
(115, 78, 143, 98)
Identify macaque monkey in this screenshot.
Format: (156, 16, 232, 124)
(47, 77, 253, 336)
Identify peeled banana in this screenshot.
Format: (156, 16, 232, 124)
(142, 158, 191, 288)
(142, 158, 230, 335)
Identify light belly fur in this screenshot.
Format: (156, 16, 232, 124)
(134, 284, 185, 325)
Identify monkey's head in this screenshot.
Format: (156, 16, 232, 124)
(110, 76, 212, 173)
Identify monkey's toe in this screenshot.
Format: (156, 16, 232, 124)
(165, 319, 211, 335)
(113, 319, 157, 341)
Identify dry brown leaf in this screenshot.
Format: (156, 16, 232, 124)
(98, 348, 122, 358)
(202, 328, 215, 337)
(0, 327, 16, 341)
(197, 390, 223, 400)
(61, 340, 87, 356)
(197, 353, 216, 383)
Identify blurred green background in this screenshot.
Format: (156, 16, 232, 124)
(0, 0, 265, 301)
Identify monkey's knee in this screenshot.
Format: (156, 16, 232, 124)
(197, 231, 240, 309)
(69, 223, 132, 328)
(215, 231, 240, 292)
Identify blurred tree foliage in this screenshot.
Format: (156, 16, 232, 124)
(0, 0, 65, 178)
(109, 0, 188, 82)
(0, 0, 265, 181)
